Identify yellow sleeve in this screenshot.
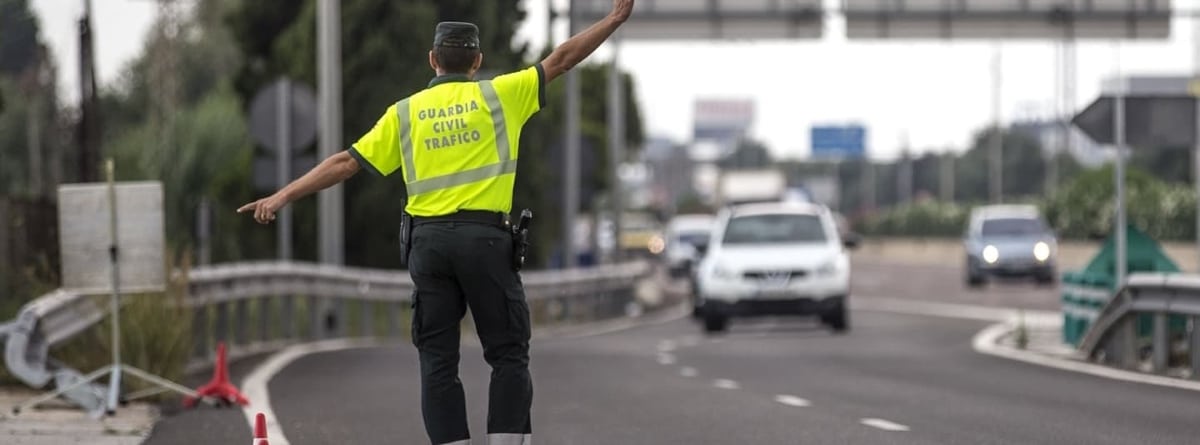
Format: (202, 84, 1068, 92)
(491, 65, 545, 126)
(349, 104, 402, 177)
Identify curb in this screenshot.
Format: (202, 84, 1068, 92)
(972, 321, 1200, 393)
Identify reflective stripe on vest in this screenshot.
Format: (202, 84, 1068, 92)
(398, 80, 512, 196)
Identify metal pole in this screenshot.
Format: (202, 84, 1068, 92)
(317, 0, 343, 266)
(563, 0, 581, 268)
(608, 33, 624, 264)
(277, 79, 293, 261)
(1193, 10, 1200, 272)
(990, 44, 1003, 204)
(104, 159, 121, 413)
(1114, 44, 1128, 288)
(940, 153, 954, 202)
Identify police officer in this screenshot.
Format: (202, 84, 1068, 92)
(238, 1, 635, 443)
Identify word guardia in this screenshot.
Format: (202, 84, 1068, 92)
(418, 101, 484, 151)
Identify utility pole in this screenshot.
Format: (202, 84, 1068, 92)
(607, 33, 625, 263)
(990, 44, 1004, 204)
(563, 0, 581, 268)
(317, 0, 344, 266)
(77, 0, 100, 183)
(940, 152, 954, 202)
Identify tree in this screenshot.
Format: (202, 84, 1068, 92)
(955, 127, 1046, 202)
(0, 0, 39, 76)
(718, 139, 771, 169)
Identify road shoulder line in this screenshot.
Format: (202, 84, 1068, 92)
(240, 338, 384, 445)
(972, 322, 1200, 393)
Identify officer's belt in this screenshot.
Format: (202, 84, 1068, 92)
(412, 210, 510, 228)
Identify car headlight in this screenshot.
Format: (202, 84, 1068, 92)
(982, 245, 999, 264)
(1033, 242, 1051, 262)
(647, 235, 665, 255)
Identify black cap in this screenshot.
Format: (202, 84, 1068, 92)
(434, 22, 480, 49)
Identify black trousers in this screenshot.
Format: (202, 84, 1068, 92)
(409, 221, 532, 444)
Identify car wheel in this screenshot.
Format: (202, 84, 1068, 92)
(703, 312, 727, 333)
(966, 274, 985, 288)
(822, 302, 849, 333)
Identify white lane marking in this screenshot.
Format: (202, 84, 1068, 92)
(861, 418, 910, 432)
(679, 367, 698, 377)
(973, 322, 1200, 393)
(241, 338, 382, 445)
(658, 339, 677, 352)
(773, 395, 811, 407)
(657, 352, 677, 365)
(712, 379, 740, 390)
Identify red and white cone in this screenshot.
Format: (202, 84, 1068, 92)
(253, 412, 269, 445)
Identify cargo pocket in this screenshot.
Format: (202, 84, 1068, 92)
(410, 291, 422, 347)
(505, 287, 531, 343)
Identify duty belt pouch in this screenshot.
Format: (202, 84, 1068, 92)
(511, 209, 533, 271)
(398, 200, 413, 267)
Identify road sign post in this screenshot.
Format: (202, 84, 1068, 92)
(249, 77, 318, 261)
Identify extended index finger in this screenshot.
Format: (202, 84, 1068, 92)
(237, 202, 257, 213)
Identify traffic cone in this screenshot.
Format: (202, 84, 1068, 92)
(253, 412, 270, 445)
(185, 342, 250, 407)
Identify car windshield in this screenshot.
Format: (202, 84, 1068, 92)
(722, 214, 826, 245)
(981, 218, 1047, 237)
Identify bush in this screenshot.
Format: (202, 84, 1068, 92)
(860, 165, 1198, 241)
(859, 200, 970, 237)
(1043, 165, 1196, 241)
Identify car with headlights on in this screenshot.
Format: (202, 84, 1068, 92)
(695, 202, 856, 333)
(963, 205, 1057, 287)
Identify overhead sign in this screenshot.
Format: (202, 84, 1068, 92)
(810, 125, 866, 159)
(574, 0, 824, 40)
(844, 0, 1171, 40)
(1072, 76, 1198, 147)
(58, 182, 165, 294)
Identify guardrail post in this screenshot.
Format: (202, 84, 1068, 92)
(258, 296, 271, 344)
(1192, 316, 1200, 380)
(388, 301, 401, 338)
(235, 299, 249, 347)
(1152, 312, 1169, 373)
(1109, 315, 1139, 369)
(282, 295, 295, 340)
(360, 300, 373, 337)
(309, 295, 323, 340)
(215, 301, 230, 346)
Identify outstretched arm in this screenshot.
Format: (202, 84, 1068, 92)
(237, 150, 360, 224)
(541, 0, 634, 83)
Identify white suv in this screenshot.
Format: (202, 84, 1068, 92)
(695, 202, 855, 333)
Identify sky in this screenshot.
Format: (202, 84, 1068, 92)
(30, 0, 1200, 161)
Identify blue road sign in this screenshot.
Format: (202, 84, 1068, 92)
(811, 125, 867, 159)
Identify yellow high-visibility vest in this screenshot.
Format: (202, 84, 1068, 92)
(351, 66, 544, 216)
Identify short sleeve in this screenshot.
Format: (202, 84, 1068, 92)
(491, 65, 545, 125)
(349, 104, 402, 177)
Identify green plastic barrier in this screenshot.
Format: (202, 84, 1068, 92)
(1060, 226, 1180, 347)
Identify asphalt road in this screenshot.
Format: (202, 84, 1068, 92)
(146, 259, 1200, 444)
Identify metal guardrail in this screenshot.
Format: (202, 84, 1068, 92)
(3, 260, 653, 410)
(1079, 273, 1200, 378)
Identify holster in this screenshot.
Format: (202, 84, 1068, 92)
(399, 202, 413, 267)
(511, 209, 533, 271)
